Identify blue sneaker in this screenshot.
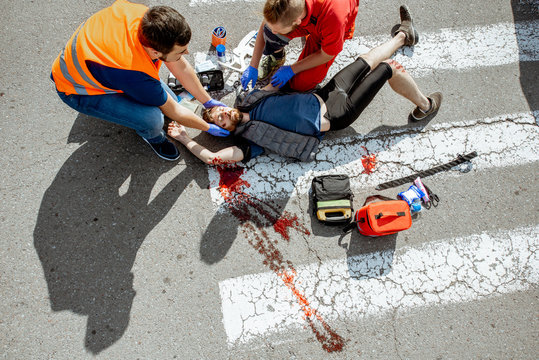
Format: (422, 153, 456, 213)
(142, 137, 180, 161)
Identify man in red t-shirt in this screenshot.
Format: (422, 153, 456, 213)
(241, 0, 359, 92)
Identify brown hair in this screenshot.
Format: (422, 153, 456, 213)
(138, 6, 191, 55)
(263, 0, 304, 26)
(202, 107, 243, 131)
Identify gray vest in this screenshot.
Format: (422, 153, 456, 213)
(234, 90, 320, 162)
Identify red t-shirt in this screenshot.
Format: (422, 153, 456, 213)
(286, 0, 359, 56)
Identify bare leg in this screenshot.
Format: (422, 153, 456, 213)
(384, 59, 430, 111)
(360, 32, 406, 69)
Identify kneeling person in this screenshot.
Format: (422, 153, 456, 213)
(51, 0, 229, 161)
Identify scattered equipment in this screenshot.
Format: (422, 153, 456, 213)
(216, 44, 227, 62)
(375, 152, 478, 190)
(311, 174, 353, 224)
(197, 70, 224, 91)
(217, 30, 258, 73)
(212, 26, 227, 47)
(168, 68, 224, 92)
(413, 177, 439, 209)
(348, 195, 412, 237)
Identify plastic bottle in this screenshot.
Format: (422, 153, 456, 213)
(216, 44, 226, 62)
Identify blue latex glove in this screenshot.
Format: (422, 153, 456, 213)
(271, 65, 295, 88)
(203, 98, 227, 109)
(241, 66, 258, 90)
(206, 124, 230, 137)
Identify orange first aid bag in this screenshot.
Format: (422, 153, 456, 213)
(354, 195, 412, 236)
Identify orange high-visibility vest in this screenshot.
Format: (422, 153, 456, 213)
(51, 0, 162, 96)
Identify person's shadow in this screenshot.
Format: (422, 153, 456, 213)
(511, 0, 539, 121)
(199, 185, 293, 264)
(33, 114, 201, 354)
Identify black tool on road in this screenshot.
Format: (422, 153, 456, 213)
(375, 152, 478, 190)
(197, 70, 224, 91)
(423, 183, 440, 209)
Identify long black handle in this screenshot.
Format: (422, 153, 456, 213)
(375, 152, 478, 190)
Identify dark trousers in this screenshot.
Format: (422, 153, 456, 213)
(314, 58, 393, 131)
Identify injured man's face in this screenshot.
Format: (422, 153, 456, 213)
(205, 106, 242, 131)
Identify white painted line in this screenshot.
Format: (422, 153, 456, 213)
(208, 112, 539, 206)
(329, 21, 539, 78)
(196, 21, 538, 81)
(219, 225, 539, 346)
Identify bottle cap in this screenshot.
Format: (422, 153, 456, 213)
(411, 201, 422, 213)
(216, 44, 226, 57)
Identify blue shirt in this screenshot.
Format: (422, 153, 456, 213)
(246, 93, 323, 159)
(84, 60, 167, 106)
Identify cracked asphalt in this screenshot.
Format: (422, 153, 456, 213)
(0, 0, 538, 359)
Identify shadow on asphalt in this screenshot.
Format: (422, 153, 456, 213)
(199, 207, 242, 265)
(308, 200, 397, 279)
(511, 0, 539, 120)
(33, 114, 200, 354)
(338, 231, 397, 279)
(200, 195, 293, 264)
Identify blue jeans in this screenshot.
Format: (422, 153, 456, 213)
(57, 81, 176, 143)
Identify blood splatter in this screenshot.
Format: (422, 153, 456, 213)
(216, 165, 250, 197)
(216, 165, 344, 352)
(361, 153, 377, 174)
(245, 223, 345, 353)
(209, 156, 237, 166)
(273, 213, 303, 241)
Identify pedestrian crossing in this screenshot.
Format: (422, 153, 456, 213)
(220, 225, 538, 346)
(190, 2, 538, 354)
(208, 110, 539, 207)
(203, 20, 539, 208)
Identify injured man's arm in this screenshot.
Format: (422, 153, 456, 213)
(167, 122, 245, 165)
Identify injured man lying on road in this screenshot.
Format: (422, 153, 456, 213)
(168, 28, 442, 164)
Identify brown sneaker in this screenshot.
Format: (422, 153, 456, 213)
(258, 51, 286, 81)
(391, 5, 419, 46)
(410, 92, 443, 121)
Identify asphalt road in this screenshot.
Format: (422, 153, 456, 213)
(0, 0, 537, 359)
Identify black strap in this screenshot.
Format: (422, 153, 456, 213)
(375, 152, 478, 190)
(342, 221, 356, 233)
(374, 211, 405, 219)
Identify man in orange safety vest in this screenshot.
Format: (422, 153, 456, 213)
(52, 0, 229, 160)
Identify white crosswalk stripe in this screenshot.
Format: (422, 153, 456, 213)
(330, 21, 539, 78)
(195, 20, 539, 80)
(220, 225, 539, 346)
(208, 111, 539, 206)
